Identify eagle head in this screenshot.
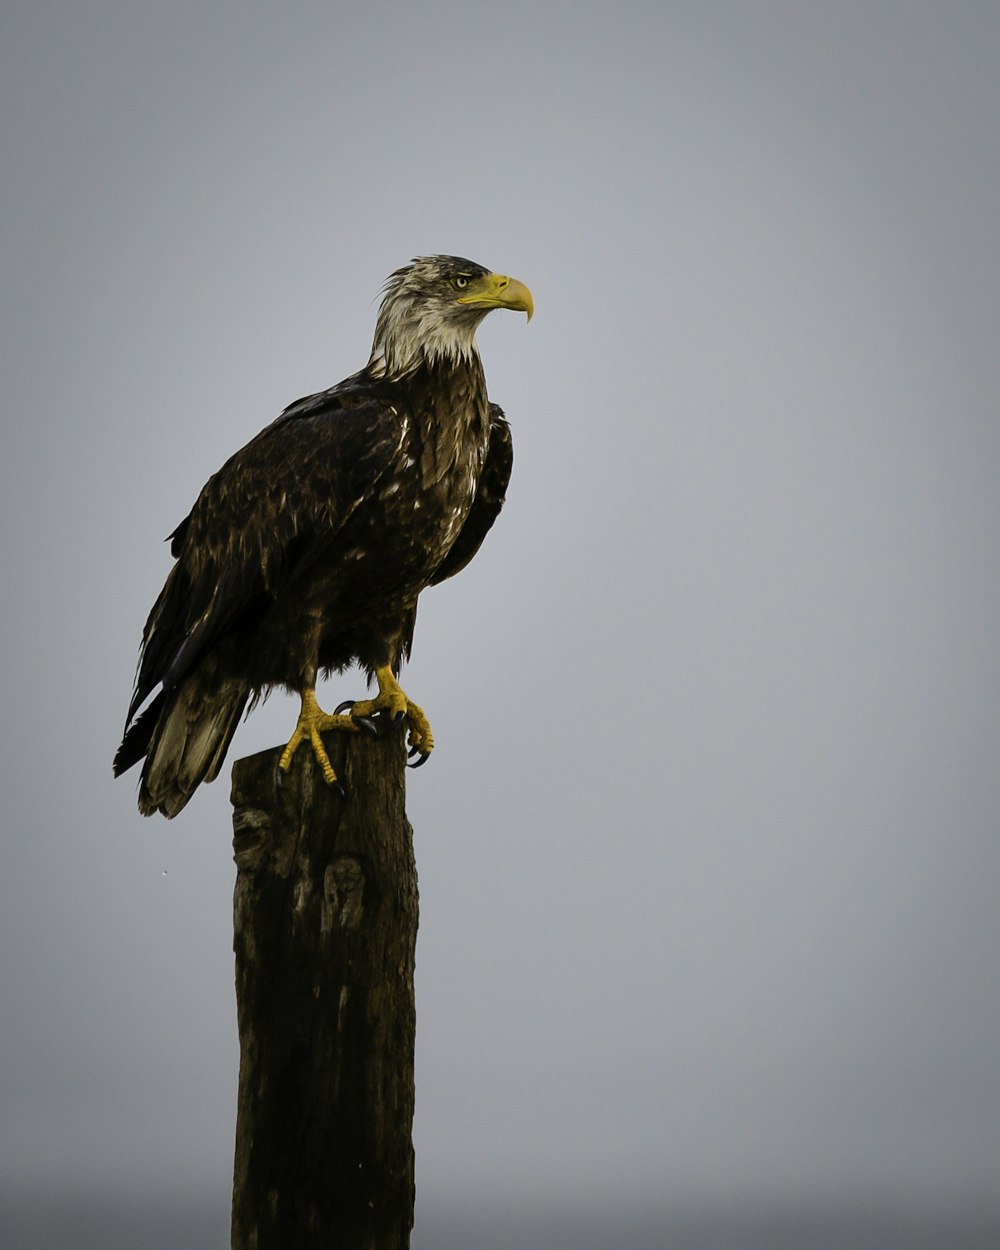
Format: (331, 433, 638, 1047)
(369, 255, 533, 379)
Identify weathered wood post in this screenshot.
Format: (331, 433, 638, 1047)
(229, 727, 417, 1250)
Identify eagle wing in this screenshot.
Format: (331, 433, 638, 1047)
(124, 386, 404, 729)
(430, 404, 513, 585)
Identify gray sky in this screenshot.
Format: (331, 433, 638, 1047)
(3, 0, 999, 1240)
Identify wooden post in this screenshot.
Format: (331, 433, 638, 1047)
(229, 728, 417, 1250)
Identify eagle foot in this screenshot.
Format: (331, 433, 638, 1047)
(343, 665, 435, 767)
(334, 702, 384, 738)
(278, 688, 359, 788)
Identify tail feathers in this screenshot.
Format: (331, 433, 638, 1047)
(129, 676, 250, 818)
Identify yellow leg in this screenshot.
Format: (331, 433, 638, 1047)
(278, 687, 359, 785)
(349, 665, 435, 764)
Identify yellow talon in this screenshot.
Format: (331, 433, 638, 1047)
(278, 687, 358, 783)
(351, 665, 435, 762)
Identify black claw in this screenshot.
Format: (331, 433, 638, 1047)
(334, 700, 356, 715)
(392, 709, 407, 728)
(275, 764, 285, 789)
(329, 778, 347, 799)
(353, 715, 379, 737)
(407, 752, 430, 770)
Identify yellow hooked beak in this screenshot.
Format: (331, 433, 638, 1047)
(457, 272, 534, 321)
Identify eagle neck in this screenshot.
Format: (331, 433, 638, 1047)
(367, 306, 489, 382)
(406, 355, 487, 419)
(401, 354, 491, 490)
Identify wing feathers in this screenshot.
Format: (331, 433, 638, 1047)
(121, 389, 403, 742)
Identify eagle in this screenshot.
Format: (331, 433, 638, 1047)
(114, 255, 533, 817)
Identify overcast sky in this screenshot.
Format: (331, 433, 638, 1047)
(2, 2, 999, 1245)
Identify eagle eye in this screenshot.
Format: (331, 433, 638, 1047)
(452, 275, 472, 290)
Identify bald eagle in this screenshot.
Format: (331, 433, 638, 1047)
(114, 255, 532, 817)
